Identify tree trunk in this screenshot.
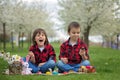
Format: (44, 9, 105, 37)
(28, 32, 31, 49)
(3, 23, 6, 51)
(18, 31, 21, 48)
(83, 26, 91, 47)
(21, 32, 24, 48)
(11, 31, 14, 50)
(116, 34, 119, 49)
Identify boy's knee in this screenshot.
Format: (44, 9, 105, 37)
(83, 60, 90, 66)
(48, 60, 56, 66)
(56, 60, 63, 67)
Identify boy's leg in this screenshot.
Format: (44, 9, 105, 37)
(22, 57, 39, 73)
(56, 60, 74, 72)
(73, 60, 90, 72)
(39, 60, 56, 73)
(80, 60, 90, 66)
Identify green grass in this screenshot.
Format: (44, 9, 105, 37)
(0, 42, 120, 80)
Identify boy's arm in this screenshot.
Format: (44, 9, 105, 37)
(79, 41, 89, 60)
(49, 45, 56, 62)
(28, 46, 36, 63)
(59, 44, 68, 63)
(28, 51, 35, 63)
(79, 48, 89, 60)
(59, 44, 67, 59)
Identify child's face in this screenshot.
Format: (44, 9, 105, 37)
(35, 32, 46, 47)
(68, 27, 80, 41)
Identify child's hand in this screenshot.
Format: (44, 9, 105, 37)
(28, 52, 35, 63)
(79, 48, 86, 56)
(61, 58, 68, 64)
(29, 52, 34, 57)
(79, 47, 88, 60)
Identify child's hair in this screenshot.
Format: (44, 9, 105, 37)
(32, 28, 49, 45)
(68, 22, 80, 33)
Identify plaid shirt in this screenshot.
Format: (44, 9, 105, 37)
(59, 38, 89, 64)
(29, 44, 56, 65)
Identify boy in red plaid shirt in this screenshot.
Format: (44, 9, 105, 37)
(57, 22, 90, 73)
(23, 28, 56, 73)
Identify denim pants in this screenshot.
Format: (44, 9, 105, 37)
(56, 60, 90, 72)
(22, 57, 56, 73)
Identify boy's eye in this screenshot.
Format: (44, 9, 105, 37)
(36, 34, 40, 36)
(42, 34, 45, 36)
(36, 33, 45, 37)
(36, 35, 40, 37)
(72, 32, 76, 34)
(72, 32, 80, 34)
(77, 32, 80, 34)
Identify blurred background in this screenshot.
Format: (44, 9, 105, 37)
(0, 0, 120, 51)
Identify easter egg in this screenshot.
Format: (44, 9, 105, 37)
(63, 72, 68, 74)
(52, 71, 58, 75)
(46, 71, 52, 75)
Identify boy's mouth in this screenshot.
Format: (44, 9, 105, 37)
(39, 40, 43, 42)
(81, 47, 85, 50)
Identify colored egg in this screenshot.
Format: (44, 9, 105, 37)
(46, 71, 52, 75)
(52, 71, 58, 75)
(63, 72, 68, 74)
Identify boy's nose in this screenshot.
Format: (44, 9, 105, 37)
(39, 35, 42, 37)
(75, 33, 78, 36)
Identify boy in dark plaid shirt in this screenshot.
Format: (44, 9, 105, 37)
(23, 28, 56, 73)
(57, 22, 90, 72)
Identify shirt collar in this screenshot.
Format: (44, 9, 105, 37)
(66, 37, 80, 46)
(35, 44, 47, 51)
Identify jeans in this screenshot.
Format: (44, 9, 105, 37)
(39, 60, 56, 73)
(56, 60, 90, 72)
(22, 57, 56, 73)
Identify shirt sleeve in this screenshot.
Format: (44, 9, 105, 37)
(49, 45, 56, 62)
(59, 43, 67, 59)
(80, 41, 89, 60)
(29, 46, 34, 52)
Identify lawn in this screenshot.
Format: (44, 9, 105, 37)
(0, 42, 120, 80)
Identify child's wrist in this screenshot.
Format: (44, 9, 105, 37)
(81, 53, 86, 57)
